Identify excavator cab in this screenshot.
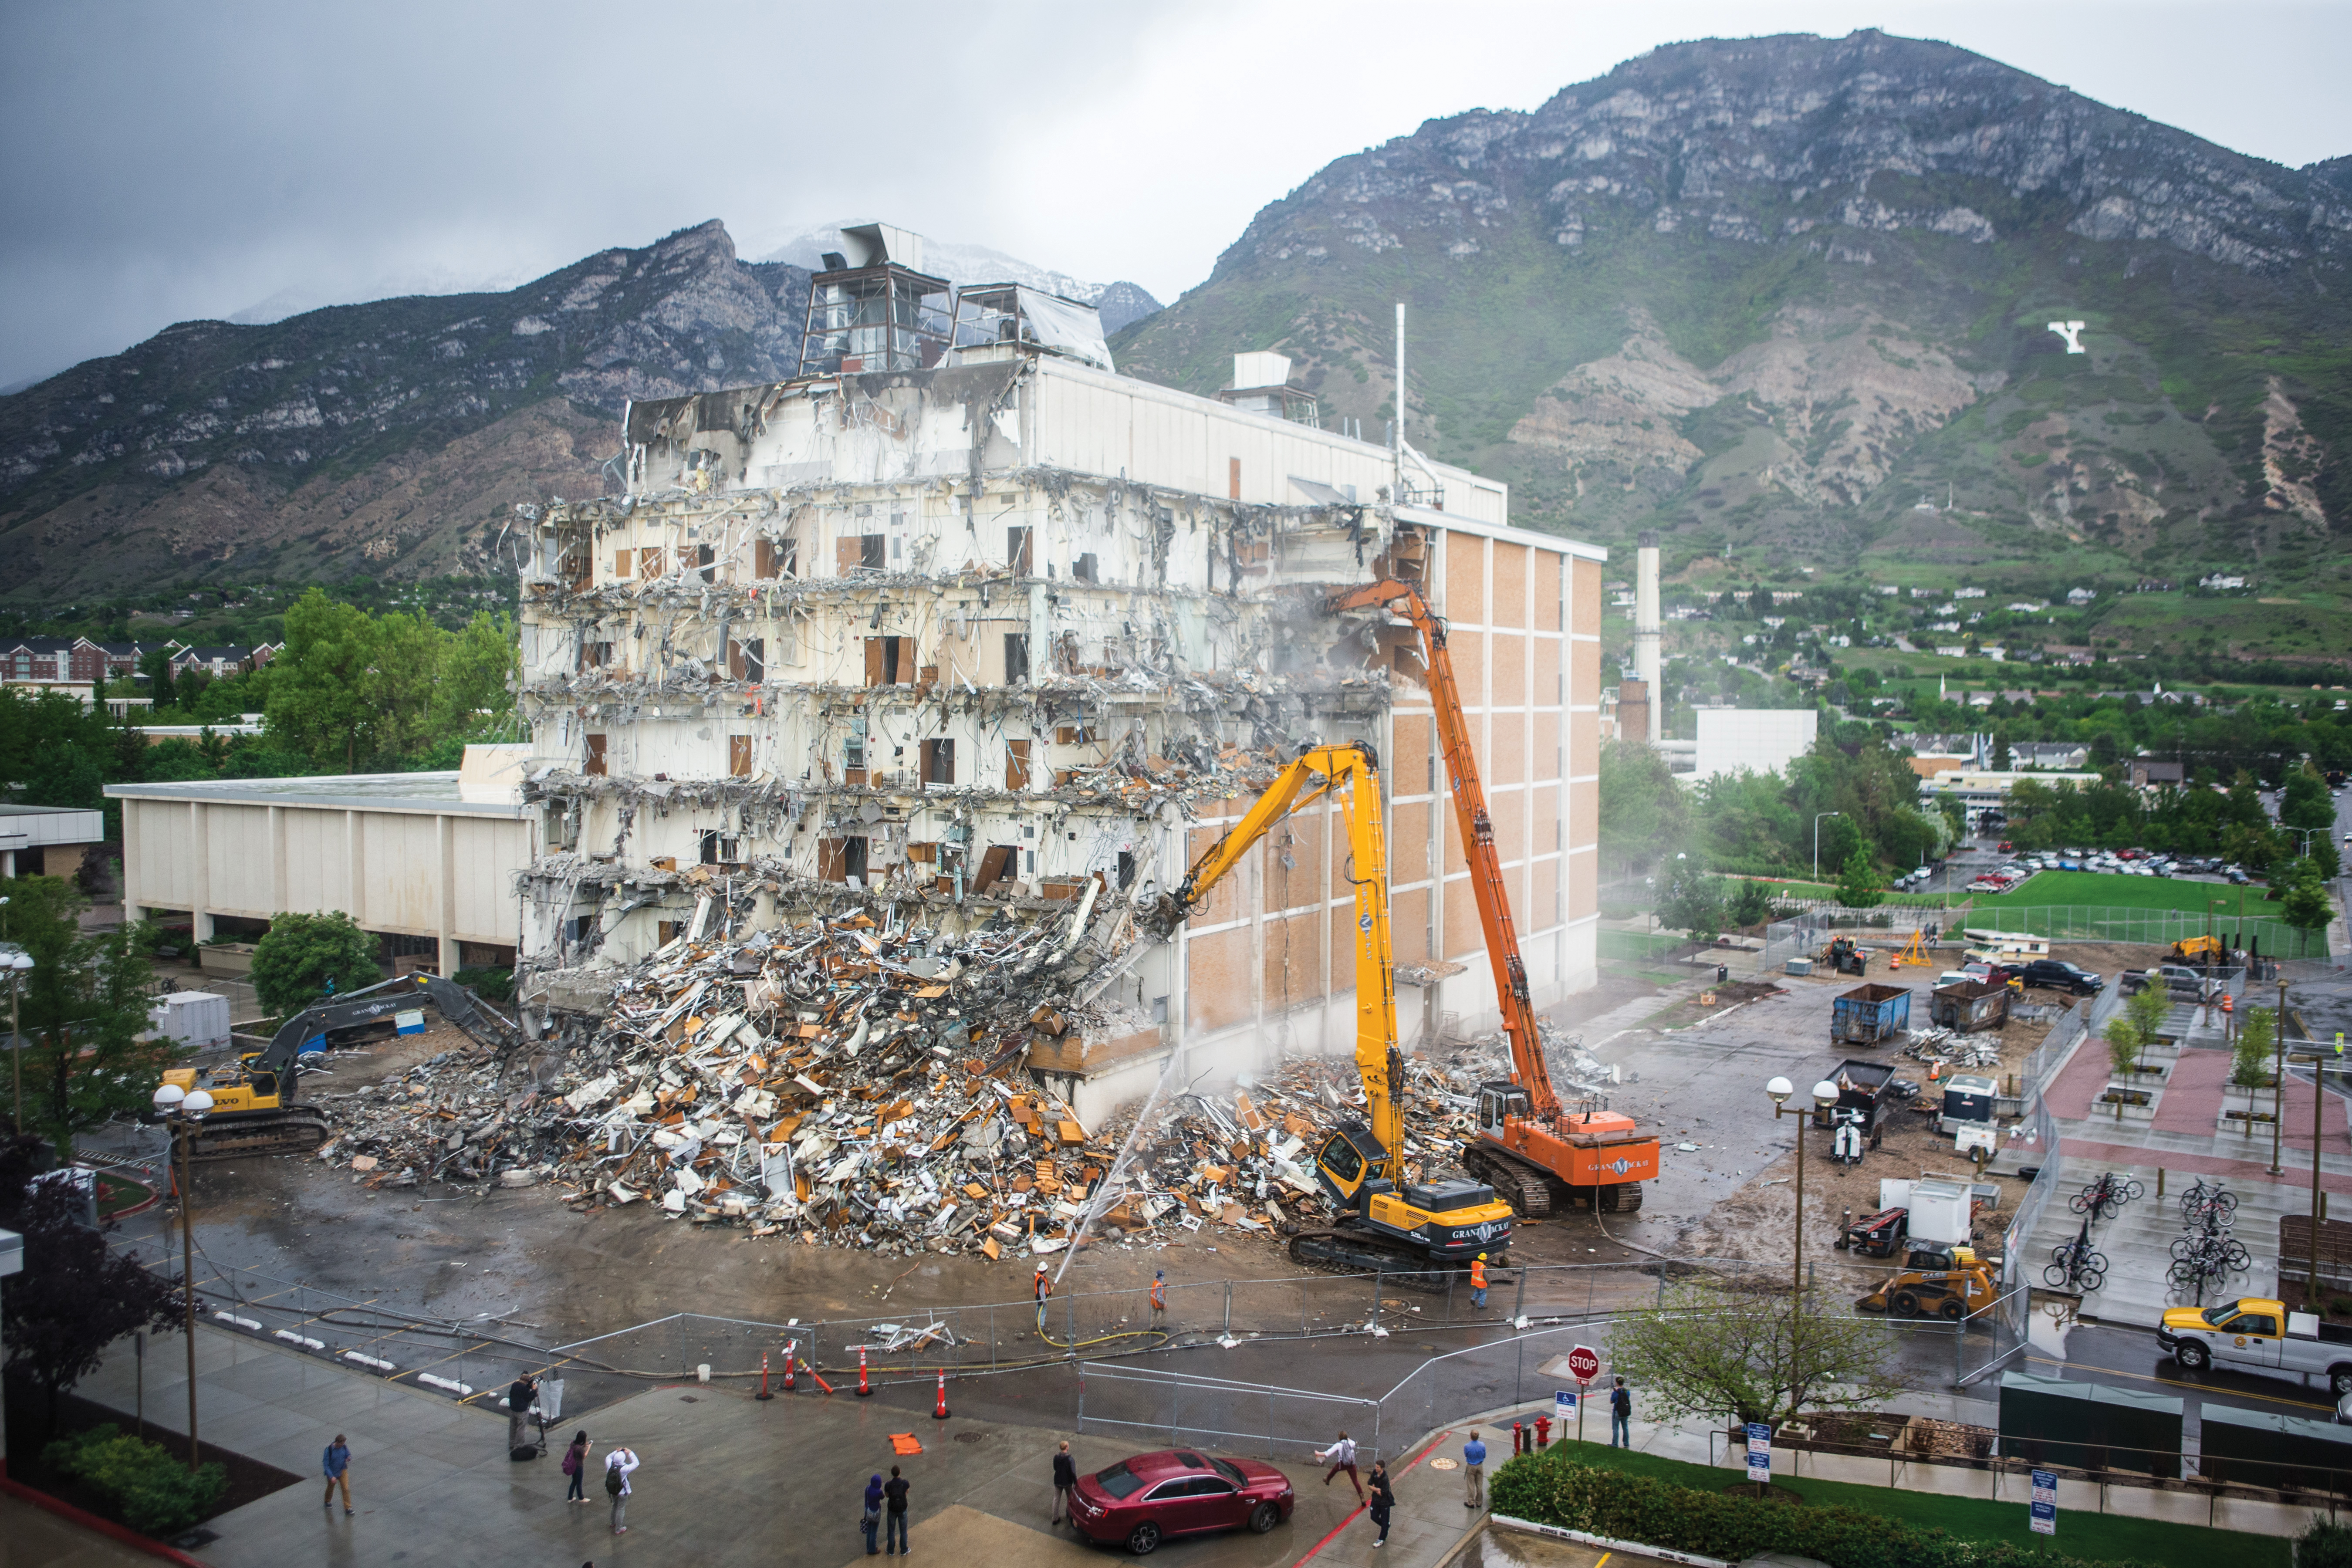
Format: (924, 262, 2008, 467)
(1477, 1084, 1532, 1136)
(1315, 1122, 1514, 1263)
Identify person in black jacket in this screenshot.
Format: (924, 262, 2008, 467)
(882, 1465, 911, 1555)
(1051, 1440, 1078, 1525)
(1365, 1460, 1395, 1548)
(505, 1374, 538, 1457)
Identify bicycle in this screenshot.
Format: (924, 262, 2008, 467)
(2045, 1228, 2108, 1292)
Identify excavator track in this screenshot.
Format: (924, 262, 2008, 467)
(1600, 1181, 1644, 1214)
(1460, 1145, 1552, 1218)
(1286, 1228, 1463, 1292)
(186, 1109, 335, 1162)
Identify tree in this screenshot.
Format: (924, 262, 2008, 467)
(137, 648, 176, 710)
(1729, 878, 1774, 929)
(2279, 859, 2335, 953)
(5, 880, 178, 1158)
(432, 610, 520, 737)
(1608, 1277, 1904, 1430)
(1657, 863, 1725, 940)
(2233, 1007, 2276, 1092)
(267, 588, 381, 770)
(1597, 740, 1688, 882)
(1833, 848, 1883, 909)
(249, 911, 379, 1018)
(368, 610, 444, 760)
(2105, 1015, 2145, 1080)
(0, 1135, 186, 1439)
(2282, 764, 2335, 834)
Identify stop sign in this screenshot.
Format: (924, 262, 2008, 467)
(1566, 1345, 1602, 1383)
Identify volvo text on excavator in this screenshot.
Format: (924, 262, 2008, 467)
(1149, 741, 1515, 1277)
(1327, 581, 1661, 1218)
(147, 973, 518, 1160)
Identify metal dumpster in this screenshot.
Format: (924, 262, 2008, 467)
(1929, 979, 2010, 1034)
(1832, 983, 1912, 1045)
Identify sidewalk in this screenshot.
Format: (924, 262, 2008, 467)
(59, 1321, 1486, 1568)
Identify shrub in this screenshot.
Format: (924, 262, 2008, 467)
(42, 1423, 227, 1536)
(249, 910, 379, 1018)
(1487, 1448, 2156, 1568)
(2298, 1517, 2352, 1568)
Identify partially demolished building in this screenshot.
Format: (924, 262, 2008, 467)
(513, 229, 1604, 1123)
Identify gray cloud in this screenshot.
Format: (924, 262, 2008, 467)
(4, 0, 2347, 389)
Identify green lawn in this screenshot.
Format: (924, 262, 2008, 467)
(1962, 870, 2325, 955)
(1543, 1439, 2289, 1568)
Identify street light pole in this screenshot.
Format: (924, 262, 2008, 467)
(152, 1083, 213, 1473)
(7, 952, 30, 1133)
(1814, 813, 1842, 886)
(2289, 1049, 2328, 1306)
(1766, 1077, 1842, 1297)
(2273, 977, 2291, 1177)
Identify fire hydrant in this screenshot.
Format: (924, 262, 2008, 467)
(1534, 1416, 1551, 1449)
(1511, 1421, 1526, 1454)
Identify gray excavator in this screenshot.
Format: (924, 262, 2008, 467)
(149, 973, 518, 1159)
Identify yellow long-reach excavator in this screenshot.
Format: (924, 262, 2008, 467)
(1150, 741, 1515, 1277)
(1327, 580, 1661, 1217)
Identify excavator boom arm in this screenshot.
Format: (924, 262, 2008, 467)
(1169, 743, 1403, 1159)
(1327, 580, 1558, 1120)
(257, 973, 519, 1085)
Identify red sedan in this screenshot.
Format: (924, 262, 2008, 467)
(1066, 1449, 1294, 1554)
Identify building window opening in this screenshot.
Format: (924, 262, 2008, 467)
(584, 734, 607, 777)
(696, 543, 716, 583)
(921, 738, 956, 786)
(729, 638, 764, 682)
(1073, 552, 1098, 584)
(1117, 850, 1136, 890)
(864, 636, 913, 685)
(1007, 526, 1034, 574)
(1005, 737, 1031, 790)
(1004, 632, 1030, 685)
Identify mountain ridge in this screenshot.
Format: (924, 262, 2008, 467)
(1114, 30, 2352, 596)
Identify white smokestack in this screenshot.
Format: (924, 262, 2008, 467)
(1635, 530, 1662, 744)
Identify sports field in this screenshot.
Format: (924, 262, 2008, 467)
(1958, 871, 2326, 956)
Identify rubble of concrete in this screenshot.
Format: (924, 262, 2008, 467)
(308, 909, 1615, 1258)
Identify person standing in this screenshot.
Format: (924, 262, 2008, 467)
(1365, 1460, 1395, 1548)
(1149, 1271, 1166, 1327)
(506, 1373, 539, 1456)
(1034, 1263, 1053, 1330)
(1470, 1253, 1489, 1310)
(562, 1431, 592, 1504)
(1461, 1430, 1487, 1511)
(604, 1446, 638, 1534)
(1315, 1431, 1363, 1501)
(883, 1465, 911, 1555)
(862, 1473, 885, 1555)
(1610, 1377, 1632, 1449)
(1051, 1441, 1077, 1525)
(321, 1434, 352, 1515)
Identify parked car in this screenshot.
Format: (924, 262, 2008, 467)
(1067, 1450, 1295, 1554)
(2016, 959, 2103, 995)
(1997, 841, 2014, 852)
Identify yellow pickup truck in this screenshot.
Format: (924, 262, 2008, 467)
(2159, 1297, 2352, 1395)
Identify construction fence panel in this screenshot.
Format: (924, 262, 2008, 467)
(1076, 1363, 1376, 1461)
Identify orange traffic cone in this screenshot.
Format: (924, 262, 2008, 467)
(782, 1342, 797, 1391)
(755, 1349, 774, 1401)
(931, 1371, 951, 1421)
(857, 1346, 872, 1397)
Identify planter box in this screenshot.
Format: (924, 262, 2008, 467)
(199, 943, 257, 977)
(2098, 1084, 2159, 1122)
(2218, 1106, 2282, 1134)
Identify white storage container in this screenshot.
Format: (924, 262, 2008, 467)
(150, 990, 230, 1051)
(1906, 1178, 1974, 1247)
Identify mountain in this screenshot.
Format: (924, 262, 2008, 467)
(1113, 30, 2352, 600)
(0, 221, 810, 599)
(759, 225, 1163, 331)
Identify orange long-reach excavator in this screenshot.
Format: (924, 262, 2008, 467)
(1327, 579, 1661, 1218)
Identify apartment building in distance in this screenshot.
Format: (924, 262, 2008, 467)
(512, 226, 1604, 1113)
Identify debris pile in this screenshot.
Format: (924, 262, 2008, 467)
(308, 903, 1598, 1259)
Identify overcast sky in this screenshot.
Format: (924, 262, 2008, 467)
(3, 0, 2348, 391)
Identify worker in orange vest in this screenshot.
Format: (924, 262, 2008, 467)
(1470, 1253, 1489, 1310)
(1149, 1270, 1166, 1325)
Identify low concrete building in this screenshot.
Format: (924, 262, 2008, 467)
(0, 804, 107, 879)
(104, 746, 534, 975)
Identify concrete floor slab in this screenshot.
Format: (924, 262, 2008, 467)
(0, 1495, 160, 1568)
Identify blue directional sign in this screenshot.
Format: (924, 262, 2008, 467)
(2030, 1468, 2057, 1536)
